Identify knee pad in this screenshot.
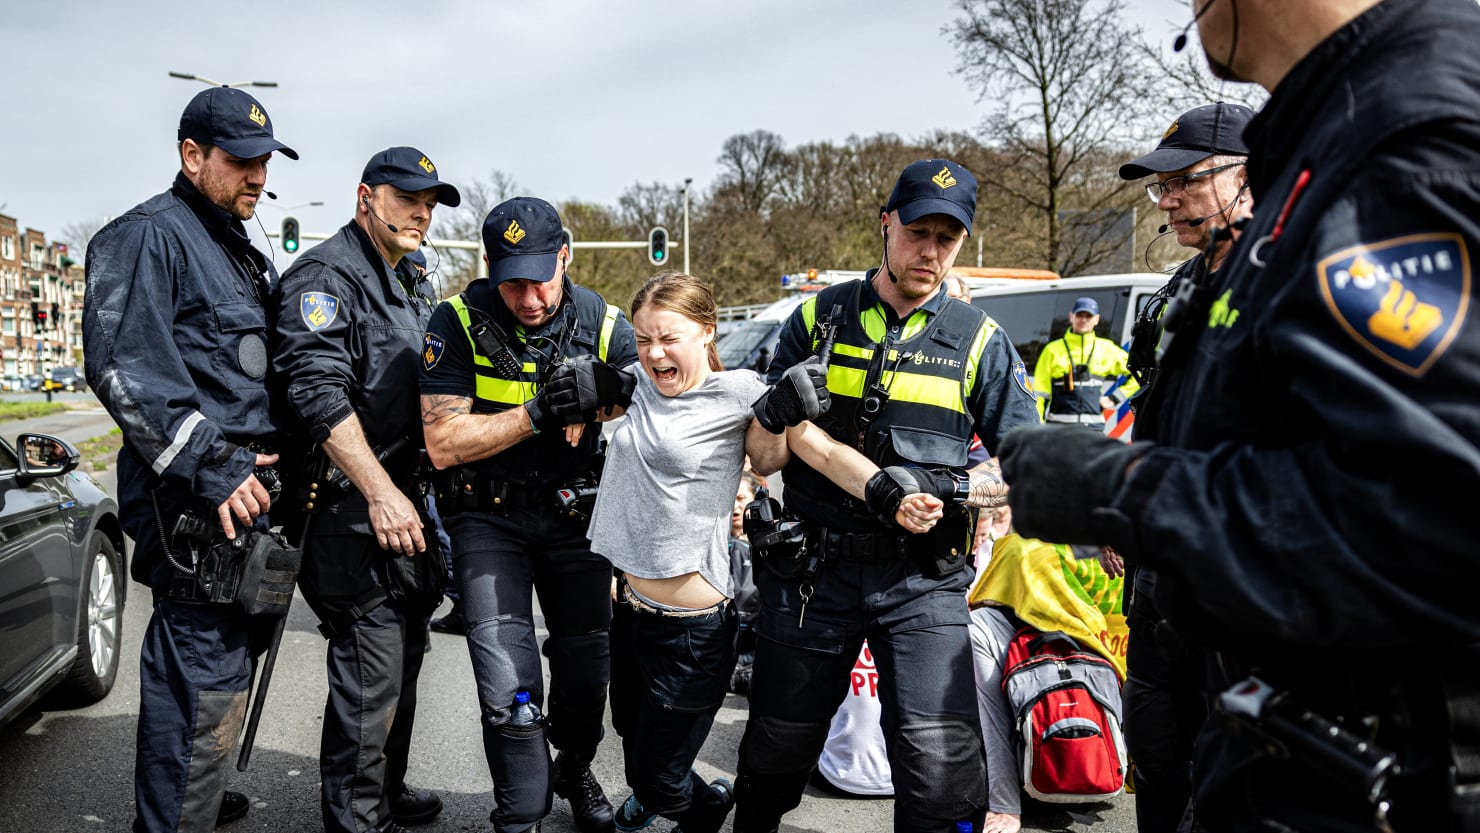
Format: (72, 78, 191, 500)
(891, 719, 986, 827)
(470, 614, 544, 725)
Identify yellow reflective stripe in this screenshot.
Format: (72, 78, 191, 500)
(477, 375, 533, 405)
(887, 371, 968, 413)
(801, 297, 819, 350)
(963, 317, 997, 401)
(828, 364, 867, 398)
(832, 342, 873, 361)
(902, 308, 930, 340)
(861, 305, 886, 342)
(598, 304, 617, 361)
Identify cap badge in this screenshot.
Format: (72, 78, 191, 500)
(248, 104, 267, 128)
(1163, 119, 1180, 140)
(503, 220, 526, 245)
(418, 156, 435, 173)
(932, 166, 957, 190)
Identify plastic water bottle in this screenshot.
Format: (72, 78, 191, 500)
(955, 822, 974, 833)
(510, 689, 542, 726)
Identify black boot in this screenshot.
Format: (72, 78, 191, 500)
(390, 783, 444, 826)
(429, 600, 465, 634)
(552, 751, 615, 833)
(673, 777, 734, 833)
(215, 790, 249, 826)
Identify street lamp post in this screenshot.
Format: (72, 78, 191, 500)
(169, 71, 278, 89)
(682, 177, 693, 274)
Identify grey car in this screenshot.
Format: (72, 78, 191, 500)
(0, 433, 127, 728)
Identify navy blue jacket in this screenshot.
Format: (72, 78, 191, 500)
(1107, 1, 1480, 827)
(84, 173, 280, 581)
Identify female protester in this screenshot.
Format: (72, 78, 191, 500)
(586, 272, 941, 833)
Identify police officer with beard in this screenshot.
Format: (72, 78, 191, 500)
(733, 160, 1041, 833)
(272, 147, 458, 833)
(419, 197, 637, 833)
(1001, 1, 1480, 830)
(83, 87, 295, 832)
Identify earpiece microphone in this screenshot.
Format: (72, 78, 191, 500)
(882, 224, 899, 283)
(264, 191, 278, 200)
(362, 196, 399, 233)
(1173, 0, 1217, 52)
(1160, 182, 1249, 233)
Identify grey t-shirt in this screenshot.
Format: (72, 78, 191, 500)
(588, 368, 768, 598)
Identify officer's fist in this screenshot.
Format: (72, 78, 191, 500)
(752, 358, 830, 434)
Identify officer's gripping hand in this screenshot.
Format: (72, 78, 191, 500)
(217, 452, 278, 540)
(998, 424, 1151, 545)
(865, 466, 953, 528)
(752, 357, 830, 434)
(547, 356, 636, 416)
(526, 365, 587, 432)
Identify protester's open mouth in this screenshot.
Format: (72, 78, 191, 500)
(653, 367, 678, 383)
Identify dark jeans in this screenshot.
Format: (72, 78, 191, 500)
(315, 597, 430, 833)
(1124, 567, 1206, 833)
(610, 592, 736, 819)
(134, 597, 255, 833)
(736, 557, 987, 833)
(446, 506, 612, 833)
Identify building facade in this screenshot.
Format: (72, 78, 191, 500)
(0, 214, 84, 382)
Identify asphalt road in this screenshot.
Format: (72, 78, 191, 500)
(0, 402, 1134, 833)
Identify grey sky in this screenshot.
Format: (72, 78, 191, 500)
(2, 0, 1194, 249)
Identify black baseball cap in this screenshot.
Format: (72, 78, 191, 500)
(1071, 296, 1099, 315)
(178, 87, 298, 160)
(1119, 102, 1254, 180)
(361, 147, 461, 207)
(483, 197, 565, 284)
(884, 159, 977, 234)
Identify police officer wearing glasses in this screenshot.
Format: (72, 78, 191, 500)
(1001, 1, 1480, 830)
(419, 197, 637, 833)
(1109, 100, 1254, 833)
(732, 160, 1041, 833)
(272, 147, 459, 833)
(83, 87, 295, 832)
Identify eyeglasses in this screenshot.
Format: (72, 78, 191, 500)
(1145, 162, 1245, 202)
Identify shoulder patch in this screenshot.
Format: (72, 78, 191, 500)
(300, 291, 340, 332)
(1316, 233, 1470, 376)
(423, 333, 446, 370)
(1013, 360, 1033, 396)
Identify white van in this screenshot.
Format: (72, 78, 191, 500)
(716, 272, 1172, 375)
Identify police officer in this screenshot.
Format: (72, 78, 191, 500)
(733, 159, 1042, 833)
(83, 86, 295, 832)
(1001, 1, 1480, 831)
(419, 197, 636, 833)
(1113, 101, 1252, 833)
(271, 147, 458, 833)
(1030, 296, 1138, 426)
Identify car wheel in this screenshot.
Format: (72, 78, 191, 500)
(55, 533, 124, 705)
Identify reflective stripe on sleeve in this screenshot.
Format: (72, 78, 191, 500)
(152, 411, 205, 474)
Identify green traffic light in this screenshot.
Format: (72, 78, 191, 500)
(285, 240, 298, 253)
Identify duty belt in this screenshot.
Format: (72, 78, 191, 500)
(807, 526, 912, 563)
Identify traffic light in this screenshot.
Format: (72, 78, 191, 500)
(647, 226, 669, 267)
(561, 227, 574, 265)
(281, 217, 300, 254)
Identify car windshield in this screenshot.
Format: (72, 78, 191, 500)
(717, 319, 779, 368)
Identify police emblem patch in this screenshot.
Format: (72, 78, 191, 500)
(300, 292, 340, 332)
(423, 333, 445, 370)
(1316, 233, 1471, 376)
(1012, 360, 1033, 397)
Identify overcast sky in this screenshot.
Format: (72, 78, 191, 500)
(1, 0, 1194, 251)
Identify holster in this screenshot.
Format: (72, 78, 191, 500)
(168, 526, 300, 620)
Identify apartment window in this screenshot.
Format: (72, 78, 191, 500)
(2, 311, 13, 334)
(0, 236, 12, 260)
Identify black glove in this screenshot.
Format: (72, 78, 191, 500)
(752, 358, 830, 434)
(544, 356, 635, 416)
(864, 466, 965, 526)
(998, 424, 1151, 545)
(526, 366, 586, 432)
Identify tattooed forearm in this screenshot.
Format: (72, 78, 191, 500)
(966, 458, 1009, 508)
(421, 394, 471, 425)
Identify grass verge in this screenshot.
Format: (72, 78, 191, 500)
(0, 401, 69, 422)
(76, 428, 124, 473)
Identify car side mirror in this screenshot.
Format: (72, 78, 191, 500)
(18, 433, 80, 478)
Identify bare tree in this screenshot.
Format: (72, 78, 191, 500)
(716, 130, 789, 215)
(949, 0, 1157, 273)
(1134, 35, 1268, 119)
(59, 217, 108, 265)
(434, 170, 521, 295)
(616, 181, 683, 235)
